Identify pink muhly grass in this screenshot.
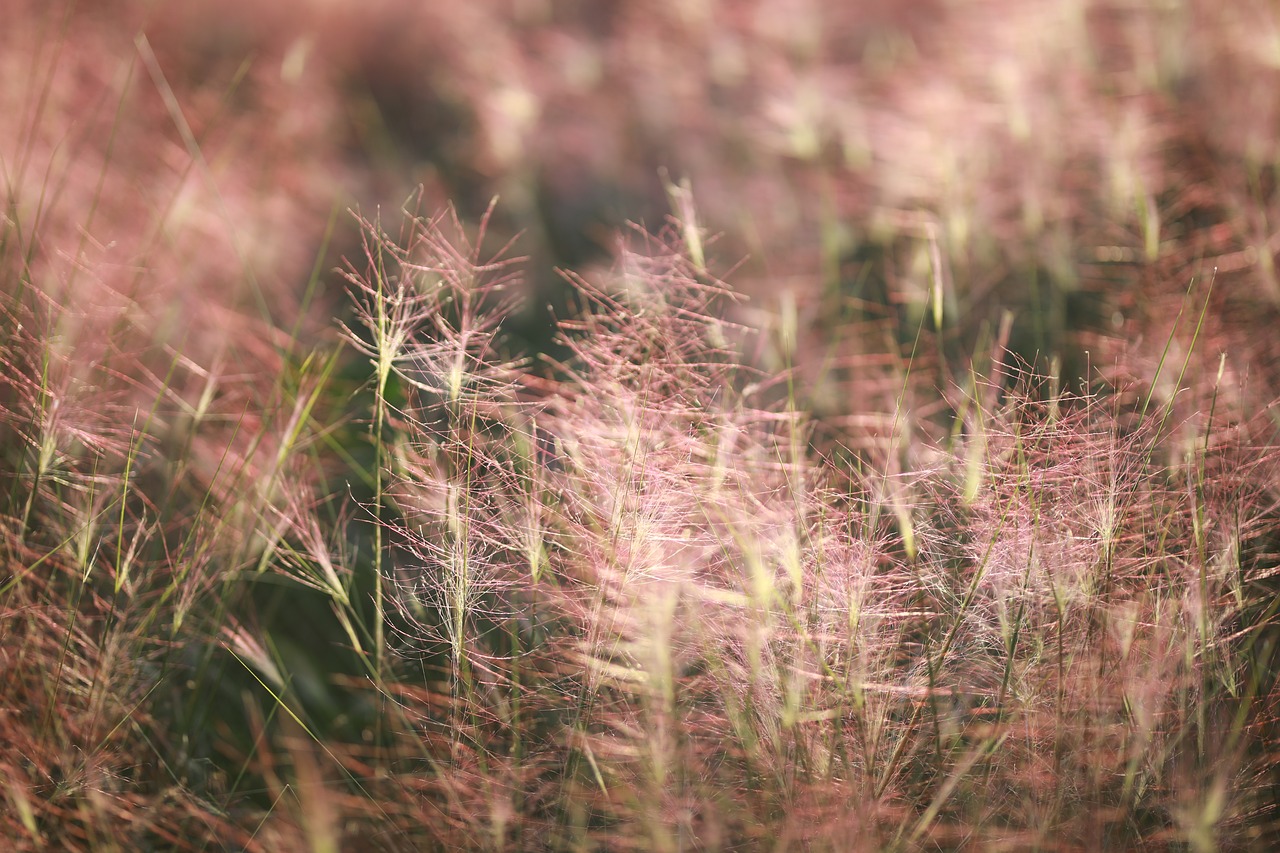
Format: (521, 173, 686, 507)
(342, 200, 529, 689)
(342, 209, 1280, 850)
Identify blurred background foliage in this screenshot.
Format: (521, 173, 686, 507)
(9, 0, 1280, 384)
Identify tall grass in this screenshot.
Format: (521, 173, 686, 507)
(157, 205, 1274, 850)
(4, 2, 1280, 850)
(5, 180, 1280, 848)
